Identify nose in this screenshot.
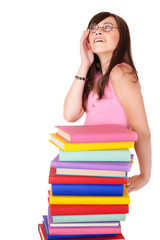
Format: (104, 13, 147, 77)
(96, 30, 102, 35)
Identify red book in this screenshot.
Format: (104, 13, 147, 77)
(38, 224, 46, 240)
(38, 223, 125, 240)
(49, 204, 129, 216)
(49, 168, 128, 185)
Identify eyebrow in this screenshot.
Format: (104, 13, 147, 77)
(101, 22, 114, 25)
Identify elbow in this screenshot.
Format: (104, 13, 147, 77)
(63, 114, 76, 122)
(63, 111, 77, 122)
(63, 104, 84, 122)
(63, 111, 84, 122)
(138, 129, 151, 141)
(63, 103, 75, 122)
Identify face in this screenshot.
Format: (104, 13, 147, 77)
(88, 16, 120, 55)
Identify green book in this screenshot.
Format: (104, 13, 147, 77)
(52, 214, 126, 223)
(59, 149, 131, 162)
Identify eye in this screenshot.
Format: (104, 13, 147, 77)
(103, 23, 112, 31)
(89, 23, 97, 32)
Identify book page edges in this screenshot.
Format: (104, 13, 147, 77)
(50, 133, 134, 151)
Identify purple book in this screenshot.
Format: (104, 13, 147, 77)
(51, 155, 134, 172)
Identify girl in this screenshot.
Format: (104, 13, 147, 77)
(63, 12, 151, 193)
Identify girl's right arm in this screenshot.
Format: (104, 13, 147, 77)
(63, 64, 89, 122)
(63, 29, 94, 122)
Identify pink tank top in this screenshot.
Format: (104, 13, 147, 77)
(84, 63, 135, 128)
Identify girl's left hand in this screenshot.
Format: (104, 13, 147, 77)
(125, 174, 149, 193)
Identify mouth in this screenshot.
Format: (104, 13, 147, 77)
(94, 38, 106, 43)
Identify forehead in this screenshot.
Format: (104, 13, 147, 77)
(98, 16, 118, 26)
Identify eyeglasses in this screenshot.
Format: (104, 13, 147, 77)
(89, 22, 118, 33)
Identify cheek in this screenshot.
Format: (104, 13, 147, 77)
(111, 33, 120, 48)
(88, 34, 93, 44)
(88, 36, 95, 50)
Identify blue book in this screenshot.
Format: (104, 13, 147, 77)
(52, 184, 123, 196)
(42, 216, 116, 239)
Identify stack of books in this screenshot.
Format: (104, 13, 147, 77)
(38, 124, 138, 240)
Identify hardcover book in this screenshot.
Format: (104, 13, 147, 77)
(49, 133, 134, 151)
(59, 149, 132, 162)
(49, 225, 121, 235)
(38, 224, 124, 240)
(38, 223, 125, 239)
(42, 215, 119, 239)
(49, 185, 130, 205)
(51, 214, 126, 223)
(51, 155, 133, 171)
(49, 168, 128, 185)
(47, 210, 121, 235)
(55, 124, 138, 143)
(51, 184, 123, 196)
(38, 223, 124, 239)
(49, 204, 129, 216)
(53, 167, 127, 178)
(48, 207, 120, 227)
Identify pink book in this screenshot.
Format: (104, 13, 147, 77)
(55, 124, 138, 143)
(49, 226, 121, 235)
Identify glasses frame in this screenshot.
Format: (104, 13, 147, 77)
(89, 22, 119, 33)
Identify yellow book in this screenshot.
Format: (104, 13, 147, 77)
(49, 133, 134, 151)
(49, 185, 130, 205)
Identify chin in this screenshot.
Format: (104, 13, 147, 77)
(93, 49, 109, 55)
(92, 46, 115, 56)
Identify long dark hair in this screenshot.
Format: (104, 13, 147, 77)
(82, 12, 138, 111)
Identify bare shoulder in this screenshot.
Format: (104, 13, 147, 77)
(110, 64, 138, 85)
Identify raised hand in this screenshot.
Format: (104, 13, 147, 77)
(80, 29, 94, 68)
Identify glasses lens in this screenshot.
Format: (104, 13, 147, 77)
(103, 23, 112, 32)
(89, 23, 98, 32)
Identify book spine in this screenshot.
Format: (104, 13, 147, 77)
(49, 170, 128, 185)
(49, 226, 121, 235)
(52, 214, 126, 223)
(59, 150, 131, 162)
(55, 168, 126, 178)
(64, 142, 134, 151)
(49, 196, 130, 205)
(49, 205, 129, 216)
(51, 184, 124, 196)
(51, 156, 131, 171)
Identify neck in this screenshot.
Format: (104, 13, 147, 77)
(97, 52, 112, 75)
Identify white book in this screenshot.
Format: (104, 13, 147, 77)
(50, 222, 120, 227)
(55, 168, 126, 177)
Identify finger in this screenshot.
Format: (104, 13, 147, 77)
(80, 30, 87, 42)
(126, 182, 134, 192)
(84, 29, 90, 42)
(126, 177, 131, 186)
(86, 29, 91, 42)
(88, 48, 93, 54)
(81, 31, 88, 46)
(126, 186, 132, 193)
(127, 180, 136, 192)
(86, 29, 90, 37)
(87, 40, 91, 49)
(127, 186, 136, 193)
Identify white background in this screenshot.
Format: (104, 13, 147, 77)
(0, 0, 159, 239)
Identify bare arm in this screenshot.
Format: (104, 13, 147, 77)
(63, 29, 94, 122)
(111, 65, 152, 193)
(63, 64, 89, 122)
